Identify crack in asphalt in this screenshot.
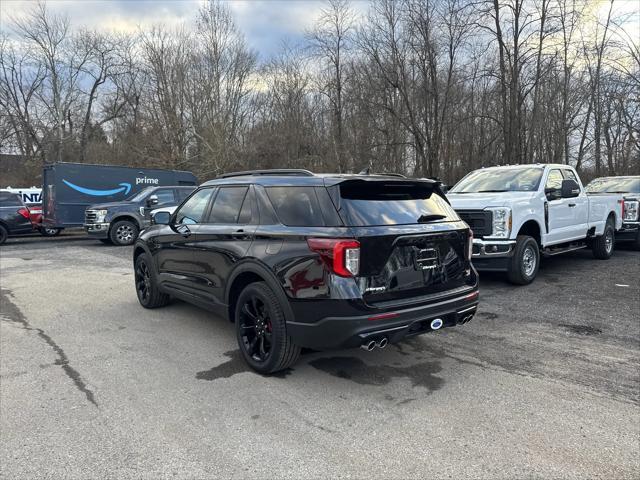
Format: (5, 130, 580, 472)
(0, 288, 98, 408)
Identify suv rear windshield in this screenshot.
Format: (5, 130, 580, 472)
(335, 181, 458, 226)
(0, 192, 23, 206)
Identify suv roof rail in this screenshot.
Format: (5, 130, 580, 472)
(379, 172, 406, 178)
(218, 169, 315, 179)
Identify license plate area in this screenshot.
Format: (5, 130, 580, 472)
(414, 247, 440, 271)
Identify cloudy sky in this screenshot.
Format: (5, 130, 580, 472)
(0, 0, 369, 59)
(1, 0, 637, 60)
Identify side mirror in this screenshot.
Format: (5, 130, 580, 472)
(152, 211, 171, 225)
(545, 187, 561, 201)
(147, 195, 159, 207)
(561, 179, 580, 198)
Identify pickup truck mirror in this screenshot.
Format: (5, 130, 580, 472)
(561, 179, 581, 198)
(152, 211, 171, 225)
(147, 195, 159, 207)
(545, 187, 561, 201)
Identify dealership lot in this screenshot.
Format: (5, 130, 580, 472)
(1, 234, 638, 479)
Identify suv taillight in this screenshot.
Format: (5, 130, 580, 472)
(17, 207, 30, 219)
(307, 238, 360, 277)
(466, 229, 473, 261)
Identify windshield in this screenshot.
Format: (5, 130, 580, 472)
(586, 177, 640, 194)
(126, 187, 153, 202)
(450, 168, 544, 193)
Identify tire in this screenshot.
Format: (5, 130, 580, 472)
(507, 235, 540, 285)
(109, 220, 139, 246)
(40, 227, 61, 237)
(235, 281, 301, 374)
(0, 225, 7, 245)
(134, 253, 170, 308)
(592, 219, 614, 259)
(99, 238, 112, 245)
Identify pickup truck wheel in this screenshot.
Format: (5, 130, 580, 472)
(134, 253, 170, 308)
(235, 281, 301, 374)
(109, 220, 139, 246)
(0, 225, 7, 245)
(592, 220, 614, 259)
(507, 235, 540, 285)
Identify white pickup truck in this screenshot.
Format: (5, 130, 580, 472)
(447, 164, 622, 284)
(586, 176, 640, 249)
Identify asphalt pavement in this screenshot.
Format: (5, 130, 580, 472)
(1, 232, 639, 479)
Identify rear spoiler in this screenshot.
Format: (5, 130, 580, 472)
(324, 177, 451, 209)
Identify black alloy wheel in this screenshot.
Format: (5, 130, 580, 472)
(239, 295, 273, 363)
(235, 282, 300, 374)
(134, 253, 170, 308)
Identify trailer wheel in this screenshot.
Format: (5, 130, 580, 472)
(109, 220, 139, 246)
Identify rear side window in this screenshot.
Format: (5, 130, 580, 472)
(266, 186, 324, 226)
(208, 187, 248, 224)
(335, 181, 458, 226)
(0, 192, 22, 206)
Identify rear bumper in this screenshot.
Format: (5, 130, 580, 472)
(287, 289, 479, 350)
(84, 223, 110, 239)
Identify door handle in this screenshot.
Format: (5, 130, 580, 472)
(568, 203, 576, 207)
(231, 229, 249, 240)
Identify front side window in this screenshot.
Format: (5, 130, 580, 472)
(450, 168, 544, 193)
(545, 170, 563, 191)
(175, 188, 214, 225)
(208, 187, 248, 224)
(154, 189, 176, 204)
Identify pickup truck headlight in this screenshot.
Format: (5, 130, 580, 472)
(486, 207, 512, 238)
(93, 209, 108, 223)
(623, 200, 639, 222)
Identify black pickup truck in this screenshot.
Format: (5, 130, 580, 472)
(85, 185, 196, 245)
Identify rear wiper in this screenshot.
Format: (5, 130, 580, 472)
(417, 214, 446, 223)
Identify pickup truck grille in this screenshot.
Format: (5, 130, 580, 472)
(85, 210, 98, 224)
(457, 210, 492, 238)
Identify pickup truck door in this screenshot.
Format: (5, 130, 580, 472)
(545, 169, 575, 244)
(561, 169, 589, 238)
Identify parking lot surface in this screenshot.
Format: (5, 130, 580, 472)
(1, 233, 639, 479)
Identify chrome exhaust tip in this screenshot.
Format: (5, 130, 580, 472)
(376, 337, 388, 349)
(430, 318, 443, 330)
(361, 340, 376, 351)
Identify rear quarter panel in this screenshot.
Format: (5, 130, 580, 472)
(587, 194, 622, 234)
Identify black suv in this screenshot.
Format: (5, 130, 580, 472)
(0, 190, 33, 244)
(133, 170, 479, 373)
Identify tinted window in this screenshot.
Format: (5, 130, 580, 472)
(177, 188, 195, 200)
(546, 170, 563, 191)
(208, 187, 248, 224)
(175, 188, 214, 224)
(451, 168, 544, 193)
(0, 192, 22, 206)
(266, 186, 324, 226)
(154, 189, 175, 204)
(337, 181, 458, 226)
